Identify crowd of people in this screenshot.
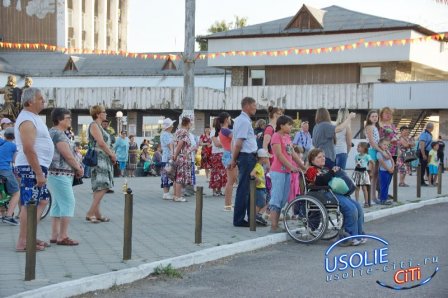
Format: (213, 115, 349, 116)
(0, 88, 446, 250)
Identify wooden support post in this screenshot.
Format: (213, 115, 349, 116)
(393, 167, 398, 202)
(25, 200, 37, 281)
(249, 178, 256, 231)
(417, 164, 421, 198)
(195, 186, 203, 244)
(123, 189, 133, 261)
(437, 164, 442, 195)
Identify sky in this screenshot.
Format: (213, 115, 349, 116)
(127, 0, 448, 53)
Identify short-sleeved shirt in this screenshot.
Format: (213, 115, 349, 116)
(428, 149, 439, 167)
(354, 153, 372, 169)
(377, 151, 393, 171)
(252, 162, 266, 188)
(418, 130, 433, 152)
(233, 111, 257, 153)
(211, 129, 224, 154)
(270, 132, 293, 173)
(0, 139, 17, 170)
(219, 128, 232, 151)
(160, 130, 174, 162)
(293, 130, 312, 151)
(48, 127, 75, 176)
(312, 121, 336, 161)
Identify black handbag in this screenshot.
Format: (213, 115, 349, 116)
(403, 150, 418, 163)
(72, 177, 83, 186)
(82, 141, 98, 167)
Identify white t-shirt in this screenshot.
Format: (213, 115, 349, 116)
(334, 128, 348, 155)
(14, 110, 54, 168)
(211, 129, 224, 154)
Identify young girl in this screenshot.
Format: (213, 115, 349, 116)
(268, 115, 305, 233)
(352, 142, 373, 207)
(428, 142, 440, 186)
(288, 145, 304, 203)
(376, 138, 394, 205)
(305, 148, 366, 246)
(364, 110, 382, 201)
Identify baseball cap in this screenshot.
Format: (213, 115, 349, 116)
(257, 148, 271, 158)
(4, 127, 14, 138)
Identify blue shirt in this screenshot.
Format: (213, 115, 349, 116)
(0, 139, 17, 170)
(418, 130, 433, 152)
(114, 137, 129, 162)
(160, 130, 174, 162)
(293, 130, 312, 151)
(355, 153, 372, 168)
(377, 151, 393, 171)
(233, 111, 257, 153)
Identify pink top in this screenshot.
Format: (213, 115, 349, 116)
(270, 132, 294, 173)
(218, 128, 232, 151)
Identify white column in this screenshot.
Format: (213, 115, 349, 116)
(56, 0, 67, 48)
(84, 0, 95, 50)
(109, 0, 119, 51)
(72, 0, 83, 48)
(119, 0, 128, 51)
(98, 0, 107, 50)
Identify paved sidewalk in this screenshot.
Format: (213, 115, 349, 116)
(0, 171, 447, 297)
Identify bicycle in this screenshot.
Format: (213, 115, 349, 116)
(0, 175, 51, 220)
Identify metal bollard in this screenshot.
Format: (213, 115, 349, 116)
(417, 164, 421, 198)
(123, 188, 133, 261)
(437, 165, 442, 195)
(25, 199, 37, 281)
(249, 178, 256, 231)
(393, 167, 398, 202)
(195, 187, 203, 244)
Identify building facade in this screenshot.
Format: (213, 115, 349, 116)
(0, 0, 128, 52)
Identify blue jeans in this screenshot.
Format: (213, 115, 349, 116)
(335, 153, 348, 170)
(336, 194, 364, 236)
(234, 152, 257, 225)
(378, 170, 392, 201)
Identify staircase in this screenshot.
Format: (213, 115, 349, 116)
(393, 110, 432, 138)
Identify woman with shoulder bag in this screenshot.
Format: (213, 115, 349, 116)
(85, 105, 117, 223)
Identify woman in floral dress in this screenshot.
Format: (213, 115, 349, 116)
(199, 125, 212, 181)
(397, 126, 415, 187)
(379, 107, 399, 162)
(172, 116, 193, 202)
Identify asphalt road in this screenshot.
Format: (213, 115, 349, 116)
(78, 203, 448, 298)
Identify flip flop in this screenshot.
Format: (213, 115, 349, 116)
(50, 239, 57, 244)
(86, 216, 100, 223)
(16, 245, 45, 252)
(57, 237, 79, 246)
(97, 216, 110, 222)
(37, 239, 51, 247)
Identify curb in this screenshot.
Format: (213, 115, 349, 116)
(8, 197, 448, 298)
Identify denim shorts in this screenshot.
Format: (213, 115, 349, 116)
(222, 150, 232, 168)
(118, 161, 127, 171)
(15, 165, 50, 206)
(0, 169, 19, 194)
(256, 188, 267, 208)
(268, 171, 291, 213)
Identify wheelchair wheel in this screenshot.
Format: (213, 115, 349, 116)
(283, 195, 328, 244)
(40, 192, 52, 220)
(317, 209, 344, 240)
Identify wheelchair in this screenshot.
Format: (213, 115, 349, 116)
(283, 172, 344, 244)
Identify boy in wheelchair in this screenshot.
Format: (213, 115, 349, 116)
(305, 148, 366, 246)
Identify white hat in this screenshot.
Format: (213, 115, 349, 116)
(257, 148, 271, 158)
(1, 118, 12, 125)
(162, 118, 176, 129)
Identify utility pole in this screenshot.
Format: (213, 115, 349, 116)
(183, 0, 195, 120)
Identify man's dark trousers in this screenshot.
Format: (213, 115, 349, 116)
(233, 152, 257, 226)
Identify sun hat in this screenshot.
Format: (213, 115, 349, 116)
(162, 118, 176, 130)
(1, 118, 12, 125)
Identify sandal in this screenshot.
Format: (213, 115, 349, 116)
(86, 216, 100, 223)
(363, 203, 370, 208)
(223, 205, 233, 211)
(97, 216, 110, 222)
(16, 244, 45, 252)
(57, 237, 79, 246)
(50, 239, 57, 244)
(37, 239, 51, 247)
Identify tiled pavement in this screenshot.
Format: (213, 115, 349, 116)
(0, 171, 447, 297)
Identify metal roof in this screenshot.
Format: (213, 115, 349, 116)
(206, 5, 434, 39)
(0, 51, 225, 77)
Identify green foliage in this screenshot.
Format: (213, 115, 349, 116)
(153, 264, 182, 278)
(197, 16, 248, 51)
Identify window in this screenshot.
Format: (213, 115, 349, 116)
(249, 69, 265, 86)
(142, 116, 164, 138)
(360, 66, 381, 83)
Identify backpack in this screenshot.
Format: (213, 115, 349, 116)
(256, 124, 274, 150)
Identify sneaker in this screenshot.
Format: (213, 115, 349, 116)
(351, 239, 361, 246)
(256, 214, 268, 226)
(380, 201, 392, 205)
(173, 196, 187, 202)
(2, 216, 19, 226)
(359, 238, 368, 244)
(162, 193, 172, 200)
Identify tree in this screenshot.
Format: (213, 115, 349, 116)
(196, 16, 248, 51)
